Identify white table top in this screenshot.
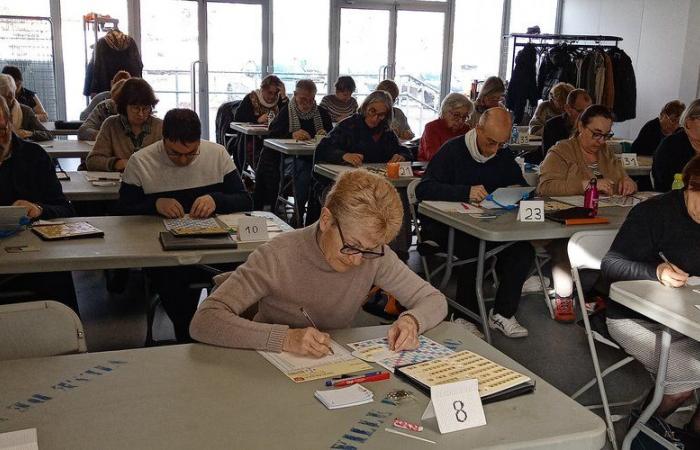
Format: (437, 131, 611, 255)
(0, 213, 289, 275)
(418, 201, 631, 242)
(60, 172, 120, 202)
(44, 122, 80, 136)
(263, 138, 317, 156)
(610, 281, 700, 341)
(624, 156, 652, 177)
(229, 122, 270, 136)
(40, 140, 94, 159)
(0, 322, 605, 450)
(314, 163, 419, 188)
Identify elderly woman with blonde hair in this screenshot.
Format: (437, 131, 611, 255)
(0, 74, 52, 142)
(418, 93, 473, 161)
(190, 169, 447, 356)
(529, 82, 575, 136)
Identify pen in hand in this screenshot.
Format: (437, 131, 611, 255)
(658, 251, 689, 286)
(300, 307, 334, 355)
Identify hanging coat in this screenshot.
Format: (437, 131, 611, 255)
(506, 43, 539, 124)
(606, 47, 636, 122)
(537, 44, 577, 100)
(90, 30, 143, 95)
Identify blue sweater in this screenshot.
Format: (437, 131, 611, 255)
(416, 135, 527, 202)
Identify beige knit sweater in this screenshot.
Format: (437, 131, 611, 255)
(190, 225, 448, 352)
(86, 115, 163, 171)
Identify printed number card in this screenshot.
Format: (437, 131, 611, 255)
(398, 162, 413, 178)
(517, 200, 545, 223)
(620, 153, 639, 167)
(421, 379, 486, 434)
(237, 216, 269, 242)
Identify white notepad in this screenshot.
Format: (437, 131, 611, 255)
(314, 384, 374, 410)
(0, 428, 38, 450)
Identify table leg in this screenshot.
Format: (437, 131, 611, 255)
(438, 227, 455, 291)
(621, 326, 672, 450)
(474, 239, 491, 344)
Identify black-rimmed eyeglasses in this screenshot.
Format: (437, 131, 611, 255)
(336, 219, 384, 259)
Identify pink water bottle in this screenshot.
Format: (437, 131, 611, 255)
(583, 178, 599, 216)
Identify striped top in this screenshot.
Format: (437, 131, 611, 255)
(320, 95, 358, 123)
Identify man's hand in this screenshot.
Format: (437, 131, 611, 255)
(656, 263, 688, 287)
(388, 154, 405, 163)
(387, 315, 419, 352)
(283, 327, 333, 357)
(16, 129, 32, 139)
(190, 195, 216, 218)
(469, 185, 488, 202)
(292, 130, 312, 141)
(342, 153, 364, 167)
(156, 198, 185, 218)
(12, 200, 41, 218)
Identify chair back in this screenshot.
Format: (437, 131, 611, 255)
(406, 179, 423, 243)
(215, 100, 242, 146)
(0, 301, 87, 361)
(567, 229, 619, 271)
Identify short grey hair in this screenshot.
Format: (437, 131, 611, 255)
(359, 90, 394, 127)
(439, 93, 473, 119)
(680, 98, 700, 129)
(0, 74, 16, 98)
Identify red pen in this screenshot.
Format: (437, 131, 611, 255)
(461, 202, 472, 211)
(332, 372, 390, 387)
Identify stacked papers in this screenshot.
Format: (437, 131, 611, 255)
(314, 384, 374, 409)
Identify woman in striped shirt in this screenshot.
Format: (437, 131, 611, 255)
(320, 76, 358, 124)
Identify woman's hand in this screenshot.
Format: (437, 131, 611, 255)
(618, 177, 637, 196)
(342, 153, 364, 167)
(283, 327, 333, 357)
(257, 113, 269, 124)
(596, 178, 616, 195)
(469, 185, 488, 202)
(656, 263, 688, 287)
(292, 130, 312, 141)
(387, 315, 419, 352)
(388, 154, 405, 163)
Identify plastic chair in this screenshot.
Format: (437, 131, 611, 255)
(567, 230, 641, 450)
(0, 300, 86, 361)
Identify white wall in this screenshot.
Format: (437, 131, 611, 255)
(561, 0, 699, 139)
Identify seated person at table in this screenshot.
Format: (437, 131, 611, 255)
(2, 65, 49, 122)
(118, 108, 252, 342)
(418, 93, 472, 162)
(542, 89, 592, 156)
(190, 169, 447, 355)
(86, 78, 162, 172)
(652, 99, 700, 191)
(77, 79, 126, 141)
(539, 104, 637, 322)
(79, 70, 130, 122)
(377, 79, 414, 142)
(467, 76, 505, 129)
(416, 107, 534, 338)
(0, 96, 78, 313)
(262, 79, 332, 224)
(601, 156, 700, 439)
(0, 74, 52, 142)
(631, 100, 685, 157)
(320, 76, 358, 123)
(529, 82, 574, 137)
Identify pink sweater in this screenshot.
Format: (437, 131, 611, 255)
(190, 225, 447, 352)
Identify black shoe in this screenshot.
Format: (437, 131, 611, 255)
(629, 410, 685, 449)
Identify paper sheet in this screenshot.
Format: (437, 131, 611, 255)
(258, 339, 371, 383)
(84, 171, 121, 182)
(687, 276, 700, 286)
(422, 201, 484, 215)
(347, 336, 453, 372)
(0, 428, 38, 450)
(217, 213, 283, 232)
(480, 187, 535, 209)
(314, 384, 374, 409)
(399, 350, 531, 398)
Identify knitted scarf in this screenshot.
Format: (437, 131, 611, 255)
(288, 97, 324, 135)
(465, 128, 496, 164)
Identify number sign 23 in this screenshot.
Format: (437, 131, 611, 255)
(517, 200, 545, 223)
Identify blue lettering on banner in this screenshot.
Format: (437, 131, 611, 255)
(329, 409, 393, 449)
(2, 360, 128, 423)
(349, 428, 375, 437)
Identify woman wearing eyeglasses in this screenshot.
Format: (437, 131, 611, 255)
(418, 93, 473, 162)
(190, 169, 447, 356)
(652, 99, 700, 191)
(538, 104, 637, 322)
(86, 78, 162, 172)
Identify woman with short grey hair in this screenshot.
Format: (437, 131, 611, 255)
(0, 74, 52, 142)
(652, 98, 700, 191)
(418, 93, 472, 161)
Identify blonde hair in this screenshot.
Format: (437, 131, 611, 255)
(549, 82, 575, 105)
(324, 169, 403, 244)
(0, 74, 16, 98)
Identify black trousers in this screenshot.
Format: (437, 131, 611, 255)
(253, 148, 281, 210)
(424, 223, 534, 318)
(145, 265, 229, 343)
(0, 272, 79, 315)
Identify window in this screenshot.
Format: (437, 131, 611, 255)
(0, 1, 50, 17)
(450, 0, 505, 94)
(509, 0, 558, 35)
(273, 0, 329, 100)
(61, 0, 129, 120)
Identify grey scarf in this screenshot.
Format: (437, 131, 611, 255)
(289, 98, 324, 135)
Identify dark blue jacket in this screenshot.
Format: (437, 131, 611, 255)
(416, 135, 527, 202)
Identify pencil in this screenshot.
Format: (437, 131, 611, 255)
(300, 307, 334, 355)
(384, 428, 436, 444)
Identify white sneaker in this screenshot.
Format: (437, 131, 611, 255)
(522, 275, 550, 293)
(488, 310, 528, 338)
(452, 317, 485, 340)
